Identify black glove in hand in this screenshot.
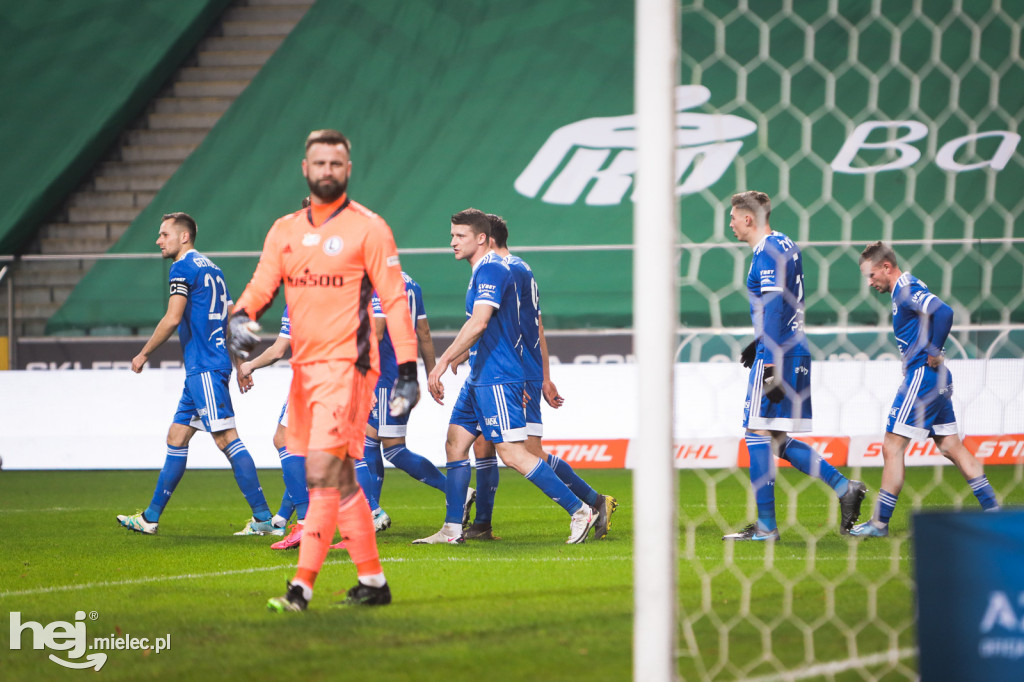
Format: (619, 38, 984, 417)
(762, 365, 785, 404)
(740, 340, 758, 369)
(389, 361, 420, 418)
(226, 313, 261, 360)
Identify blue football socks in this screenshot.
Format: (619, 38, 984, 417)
(746, 433, 777, 532)
(876, 489, 899, 526)
(525, 458, 583, 515)
(383, 444, 446, 492)
(363, 436, 385, 502)
(968, 475, 999, 510)
(473, 456, 500, 524)
(780, 437, 849, 496)
(224, 439, 271, 522)
(355, 458, 380, 510)
(547, 453, 600, 507)
(144, 445, 188, 522)
(445, 459, 473, 524)
(278, 446, 308, 520)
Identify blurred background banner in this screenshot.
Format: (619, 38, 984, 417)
(913, 509, 1024, 682)
(27, 0, 1022, 337)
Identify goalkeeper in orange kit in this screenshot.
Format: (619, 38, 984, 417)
(228, 129, 419, 611)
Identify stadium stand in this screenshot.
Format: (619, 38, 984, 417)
(40, 0, 1024, 342)
(0, 0, 312, 337)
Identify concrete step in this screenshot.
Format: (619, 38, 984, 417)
(40, 222, 130, 241)
(224, 5, 309, 22)
(39, 236, 125, 254)
(221, 20, 298, 37)
(120, 144, 198, 163)
(173, 80, 249, 98)
(178, 65, 261, 82)
(66, 205, 143, 223)
(93, 175, 169, 191)
(14, 300, 63, 320)
(9, 261, 89, 282)
(12, 285, 75, 305)
(197, 50, 273, 67)
(69, 191, 155, 209)
(199, 35, 286, 52)
(126, 129, 207, 147)
(153, 96, 234, 114)
(147, 111, 223, 130)
(96, 161, 182, 177)
(245, 0, 314, 6)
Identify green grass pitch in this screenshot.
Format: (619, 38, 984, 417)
(1, 466, 1020, 681)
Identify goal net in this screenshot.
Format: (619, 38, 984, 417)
(666, 1, 1024, 678)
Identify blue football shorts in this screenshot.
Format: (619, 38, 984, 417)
(367, 384, 409, 438)
(450, 381, 527, 444)
(887, 364, 958, 440)
(524, 379, 543, 437)
(744, 355, 813, 433)
(173, 369, 236, 432)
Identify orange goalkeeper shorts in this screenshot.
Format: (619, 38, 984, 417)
(285, 359, 379, 459)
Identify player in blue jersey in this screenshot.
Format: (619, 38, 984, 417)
(415, 208, 597, 545)
(356, 272, 447, 533)
(117, 212, 275, 536)
(725, 192, 866, 541)
(236, 307, 313, 550)
(463, 214, 618, 541)
(850, 242, 999, 537)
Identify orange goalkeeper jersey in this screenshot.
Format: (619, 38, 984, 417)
(233, 195, 417, 370)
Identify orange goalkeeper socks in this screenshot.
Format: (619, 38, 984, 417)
(294, 487, 341, 589)
(336, 491, 384, 578)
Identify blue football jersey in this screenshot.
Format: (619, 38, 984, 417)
(279, 306, 291, 338)
(891, 272, 944, 372)
(372, 272, 425, 386)
(746, 231, 809, 360)
(505, 254, 543, 381)
(168, 250, 233, 375)
(466, 252, 524, 386)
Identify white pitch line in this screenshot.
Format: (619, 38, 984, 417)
(0, 555, 632, 599)
(742, 647, 917, 681)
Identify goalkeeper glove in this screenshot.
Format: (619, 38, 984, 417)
(226, 312, 261, 360)
(389, 361, 420, 418)
(762, 365, 785, 404)
(740, 339, 758, 369)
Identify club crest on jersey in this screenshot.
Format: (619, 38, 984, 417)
(322, 236, 344, 256)
(302, 233, 321, 247)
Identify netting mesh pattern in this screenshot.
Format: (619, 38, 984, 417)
(674, 0, 1024, 330)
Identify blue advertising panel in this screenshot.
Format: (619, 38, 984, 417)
(914, 510, 1024, 681)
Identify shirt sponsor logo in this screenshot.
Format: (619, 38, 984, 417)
(515, 86, 756, 205)
(302, 233, 321, 246)
(387, 255, 400, 267)
(286, 268, 344, 288)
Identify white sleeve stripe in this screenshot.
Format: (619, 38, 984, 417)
(761, 286, 783, 292)
(474, 300, 501, 309)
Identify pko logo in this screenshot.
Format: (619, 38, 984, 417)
(514, 85, 756, 205)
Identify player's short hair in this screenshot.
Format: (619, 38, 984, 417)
(860, 241, 899, 267)
(451, 208, 491, 238)
(486, 213, 508, 248)
(305, 129, 352, 154)
(162, 212, 197, 243)
(731, 190, 771, 226)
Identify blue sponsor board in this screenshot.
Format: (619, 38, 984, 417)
(914, 510, 1024, 682)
